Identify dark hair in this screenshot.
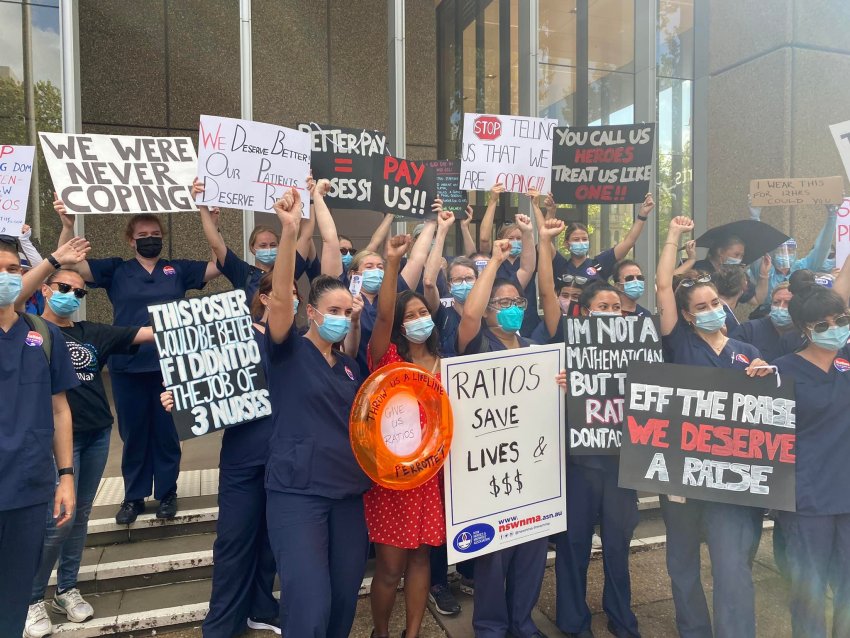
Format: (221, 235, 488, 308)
(0, 238, 21, 261)
(612, 259, 641, 283)
(392, 290, 440, 360)
(788, 283, 846, 333)
(124, 214, 164, 241)
(713, 265, 747, 299)
(308, 275, 350, 306)
(338, 234, 353, 244)
(674, 269, 718, 315)
(707, 234, 745, 261)
(448, 256, 478, 280)
(250, 271, 301, 320)
(788, 269, 816, 297)
(579, 280, 620, 309)
(565, 222, 589, 241)
(490, 277, 522, 300)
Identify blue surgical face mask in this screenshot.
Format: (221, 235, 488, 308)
(723, 257, 742, 266)
(496, 305, 525, 332)
(313, 311, 351, 343)
(769, 306, 791, 328)
(341, 252, 354, 270)
(810, 324, 850, 351)
(255, 248, 277, 265)
(509, 240, 522, 257)
(692, 306, 727, 333)
(361, 268, 384, 293)
(404, 316, 435, 344)
(48, 291, 81, 317)
(0, 272, 22, 307)
(774, 255, 792, 269)
(623, 280, 645, 300)
(450, 281, 473, 303)
(570, 241, 590, 258)
(293, 299, 300, 314)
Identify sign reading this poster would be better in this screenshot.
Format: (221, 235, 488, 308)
(460, 113, 556, 194)
(618, 362, 796, 511)
(749, 176, 844, 207)
(197, 115, 311, 217)
(441, 344, 567, 564)
(149, 290, 272, 441)
(0, 145, 35, 235)
(552, 124, 655, 204)
(427, 159, 469, 219)
(39, 133, 198, 215)
(830, 119, 850, 182)
(835, 197, 850, 270)
(564, 315, 664, 455)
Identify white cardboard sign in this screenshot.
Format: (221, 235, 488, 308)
(0, 145, 35, 235)
(830, 120, 850, 182)
(835, 197, 850, 271)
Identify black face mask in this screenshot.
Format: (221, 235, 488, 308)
(135, 236, 163, 259)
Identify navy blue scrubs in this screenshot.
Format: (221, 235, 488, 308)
(87, 257, 207, 502)
(461, 326, 549, 638)
(264, 329, 371, 638)
(435, 302, 462, 358)
(730, 316, 797, 363)
(203, 326, 278, 637)
(774, 347, 850, 637)
(216, 247, 310, 304)
(623, 303, 651, 317)
(496, 257, 540, 337)
(0, 316, 78, 637)
(553, 248, 617, 283)
(661, 320, 763, 638)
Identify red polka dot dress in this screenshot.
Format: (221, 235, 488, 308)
(363, 343, 446, 549)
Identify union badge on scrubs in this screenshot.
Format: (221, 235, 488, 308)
(734, 353, 750, 365)
(344, 365, 355, 381)
(25, 331, 44, 347)
(834, 357, 850, 372)
(586, 266, 598, 276)
(163, 265, 176, 276)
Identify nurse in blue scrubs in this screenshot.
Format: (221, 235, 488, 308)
(711, 265, 748, 333)
(731, 282, 800, 362)
(54, 198, 221, 523)
(774, 279, 850, 638)
(264, 188, 371, 638)
(612, 259, 651, 317)
(657, 216, 772, 638)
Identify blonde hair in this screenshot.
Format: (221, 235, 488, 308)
(349, 250, 383, 274)
(248, 225, 280, 249)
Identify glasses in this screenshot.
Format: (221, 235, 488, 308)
(558, 274, 588, 286)
(488, 297, 528, 310)
(809, 314, 850, 334)
(622, 274, 645, 282)
(340, 248, 357, 256)
(450, 276, 476, 285)
(51, 282, 88, 299)
(677, 274, 712, 288)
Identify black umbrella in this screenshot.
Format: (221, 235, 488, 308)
(695, 220, 790, 266)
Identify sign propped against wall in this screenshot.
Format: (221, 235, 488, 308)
(460, 113, 556, 194)
(564, 315, 664, 455)
(149, 290, 272, 441)
(39, 133, 198, 214)
(552, 124, 655, 204)
(618, 362, 796, 511)
(829, 119, 850, 182)
(197, 115, 311, 216)
(427, 159, 469, 219)
(749, 176, 844, 207)
(0, 145, 35, 235)
(441, 344, 567, 564)
(834, 197, 850, 270)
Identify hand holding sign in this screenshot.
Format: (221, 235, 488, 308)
(53, 192, 74, 228)
(640, 193, 655, 217)
(437, 209, 455, 231)
(488, 182, 505, 204)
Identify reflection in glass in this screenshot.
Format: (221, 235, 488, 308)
(539, 0, 577, 68)
(588, 0, 634, 73)
(657, 0, 694, 79)
(656, 77, 692, 250)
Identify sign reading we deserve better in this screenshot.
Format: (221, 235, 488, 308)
(0, 145, 34, 235)
(39, 133, 197, 214)
(749, 176, 844, 207)
(149, 290, 271, 441)
(197, 115, 311, 216)
(619, 362, 796, 511)
(460, 113, 556, 194)
(441, 344, 566, 564)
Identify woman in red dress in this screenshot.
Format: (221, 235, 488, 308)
(366, 231, 448, 638)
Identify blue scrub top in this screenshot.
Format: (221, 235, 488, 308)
(663, 319, 761, 370)
(730, 316, 794, 363)
(553, 248, 617, 283)
(436, 303, 461, 358)
(399, 256, 449, 298)
(623, 303, 651, 317)
(461, 322, 536, 355)
(775, 346, 850, 515)
(264, 330, 371, 499)
(87, 257, 208, 373)
(219, 326, 274, 470)
(216, 247, 309, 306)
(0, 317, 79, 511)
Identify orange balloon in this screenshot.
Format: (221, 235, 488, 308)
(350, 362, 453, 490)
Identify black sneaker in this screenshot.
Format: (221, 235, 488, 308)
(155, 492, 178, 519)
(428, 584, 461, 616)
(247, 616, 281, 635)
(115, 500, 145, 525)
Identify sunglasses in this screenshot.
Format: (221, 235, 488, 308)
(558, 274, 588, 286)
(488, 297, 528, 310)
(809, 314, 850, 334)
(340, 248, 357, 256)
(622, 274, 645, 282)
(0, 234, 22, 252)
(52, 282, 88, 299)
(677, 274, 712, 288)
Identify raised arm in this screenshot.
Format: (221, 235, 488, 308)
(657, 215, 694, 336)
(17, 237, 91, 311)
(514, 213, 537, 290)
(369, 235, 412, 365)
(267, 189, 302, 343)
(478, 182, 505, 254)
(753, 254, 771, 305)
(798, 204, 838, 271)
(297, 178, 318, 261)
(528, 188, 546, 233)
(53, 195, 94, 282)
(342, 293, 364, 357)
(538, 218, 566, 339)
(460, 205, 477, 255)
(19, 225, 44, 269)
(424, 210, 455, 313)
(192, 178, 228, 266)
(364, 213, 395, 254)
(400, 201, 440, 290)
(310, 179, 343, 276)
(673, 239, 697, 276)
(457, 239, 510, 354)
(544, 192, 558, 220)
(613, 193, 654, 261)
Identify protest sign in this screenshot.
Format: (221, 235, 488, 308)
(551, 124, 655, 204)
(459, 113, 556, 194)
(297, 122, 389, 210)
(829, 119, 850, 182)
(39, 133, 197, 215)
(442, 344, 567, 564)
(197, 115, 311, 216)
(427, 159, 468, 219)
(0, 145, 34, 235)
(148, 290, 271, 441)
(374, 156, 438, 219)
(835, 197, 850, 269)
(749, 176, 844, 207)
(564, 315, 663, 455)
(618, 362, 796, 511)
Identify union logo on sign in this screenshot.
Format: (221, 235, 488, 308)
(473, 116, 502, 141)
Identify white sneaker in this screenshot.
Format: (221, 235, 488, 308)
(23, 600, 52, 638)
(52, 588, 94, 623)
(592, 533, 603, 550)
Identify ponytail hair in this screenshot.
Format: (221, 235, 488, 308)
(788, 282, 846, 333)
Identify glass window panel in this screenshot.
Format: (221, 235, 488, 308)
(588, 0, 634, 72)
(657, 0, 694, 78)
(483, 1, 500, 112)
(539, 0, 577, 67)
(588, 69, 634, 126)
(539, 64, 575, 125)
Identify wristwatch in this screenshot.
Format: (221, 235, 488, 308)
(47, 254, 62, 269)
(637, 214, 649, 222)
(57, 467, 74, 477)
